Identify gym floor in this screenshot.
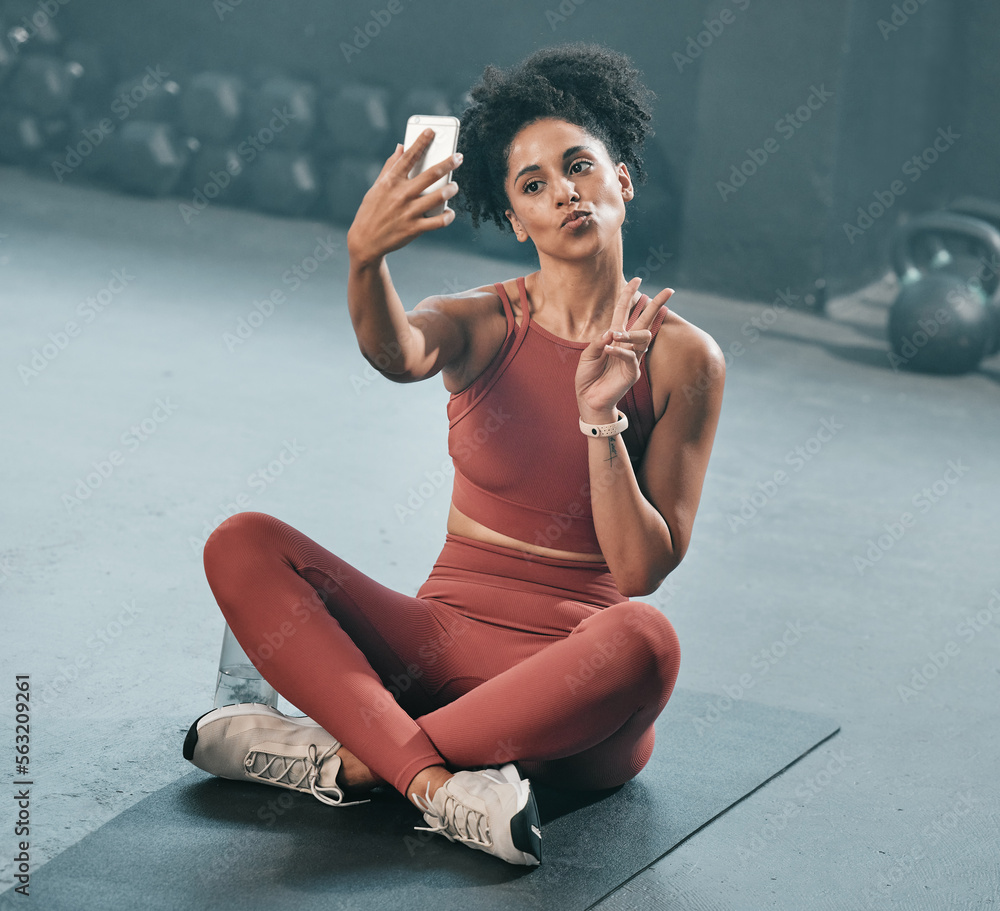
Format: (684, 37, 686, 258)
(3, 165, 999, 909)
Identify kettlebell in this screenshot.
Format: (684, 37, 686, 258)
(889, 211, 1000, 374)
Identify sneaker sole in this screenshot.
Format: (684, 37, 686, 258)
(497, 763, 542, 865)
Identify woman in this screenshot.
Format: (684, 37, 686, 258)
(184, 43, 725, 867)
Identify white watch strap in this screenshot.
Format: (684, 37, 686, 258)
(579, 410, 629, 438)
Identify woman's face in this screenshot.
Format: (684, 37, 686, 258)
(503, 117, 633, 258)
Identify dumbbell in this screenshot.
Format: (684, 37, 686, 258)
(0, 101, 112, 181)
(63, 39, 116, 115)
(247, 75, 317, 150)
(44, 104, 118, 183)
(110, 121, 191, 197)
(322, 84, 391, 156)
(0, 107, 68, 166)
(0, 23, 16, 87)
(184, 144, 250, 210)
(2, 1, 62, 57)
(4, 44, 115, 179)
(180, 72, 245, 144)
(248, 150, 321, 217)
(325, 156, 382, 226)
(111, 68, 182, 123)
(11, 54, 75, 118)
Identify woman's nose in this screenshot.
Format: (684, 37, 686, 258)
(555, 177, 580, 205)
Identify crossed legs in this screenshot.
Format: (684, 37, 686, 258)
(202, 511, 680, 801)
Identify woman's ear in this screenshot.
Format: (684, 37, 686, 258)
(505, 208, 529, 243)
(618, 163, 635, 202)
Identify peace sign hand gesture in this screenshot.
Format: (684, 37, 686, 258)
(575, 278, 674, 424)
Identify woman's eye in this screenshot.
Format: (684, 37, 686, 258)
(521, 161, 590, 194)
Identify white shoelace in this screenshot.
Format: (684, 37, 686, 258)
(245, 742, 370, 807)
(412, 781, 493, 848)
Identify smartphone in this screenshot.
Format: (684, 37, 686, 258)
(403, 114, 460, 217)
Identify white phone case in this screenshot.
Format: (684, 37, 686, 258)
(403, 114, 460, 217)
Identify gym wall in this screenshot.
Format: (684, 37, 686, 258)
(3, 0, 994, 305)
(680, 0, 986, 305)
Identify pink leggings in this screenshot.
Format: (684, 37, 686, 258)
(203, 511, 680, 796)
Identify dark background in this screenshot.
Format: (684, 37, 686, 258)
(4, 0, 997, 303)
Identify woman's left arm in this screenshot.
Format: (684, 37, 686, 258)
(577, 282, 726, 597)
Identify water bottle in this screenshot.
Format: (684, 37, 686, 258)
(213, 623, 278, 709)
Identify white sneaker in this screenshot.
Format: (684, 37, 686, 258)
(183, 703, 368, 807)
(412, 763, 542, 865)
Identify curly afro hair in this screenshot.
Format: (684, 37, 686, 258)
(455, 43, 656, 233)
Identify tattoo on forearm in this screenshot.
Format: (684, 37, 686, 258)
(605, 437, 618, 467)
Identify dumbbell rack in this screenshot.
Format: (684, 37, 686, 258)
(0, 9, 533, 262)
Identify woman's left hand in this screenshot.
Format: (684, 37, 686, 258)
(575, 279, 674, 423)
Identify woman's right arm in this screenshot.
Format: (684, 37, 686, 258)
(346, 129, 468, 384)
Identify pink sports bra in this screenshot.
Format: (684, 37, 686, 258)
(446, 276, 668, 554)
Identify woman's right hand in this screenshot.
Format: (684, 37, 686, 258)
(346, 128, 463, 269)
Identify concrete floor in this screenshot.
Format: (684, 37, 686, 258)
(2, 167, 999, 910)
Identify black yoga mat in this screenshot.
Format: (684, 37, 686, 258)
(4, 689, 838, 911)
